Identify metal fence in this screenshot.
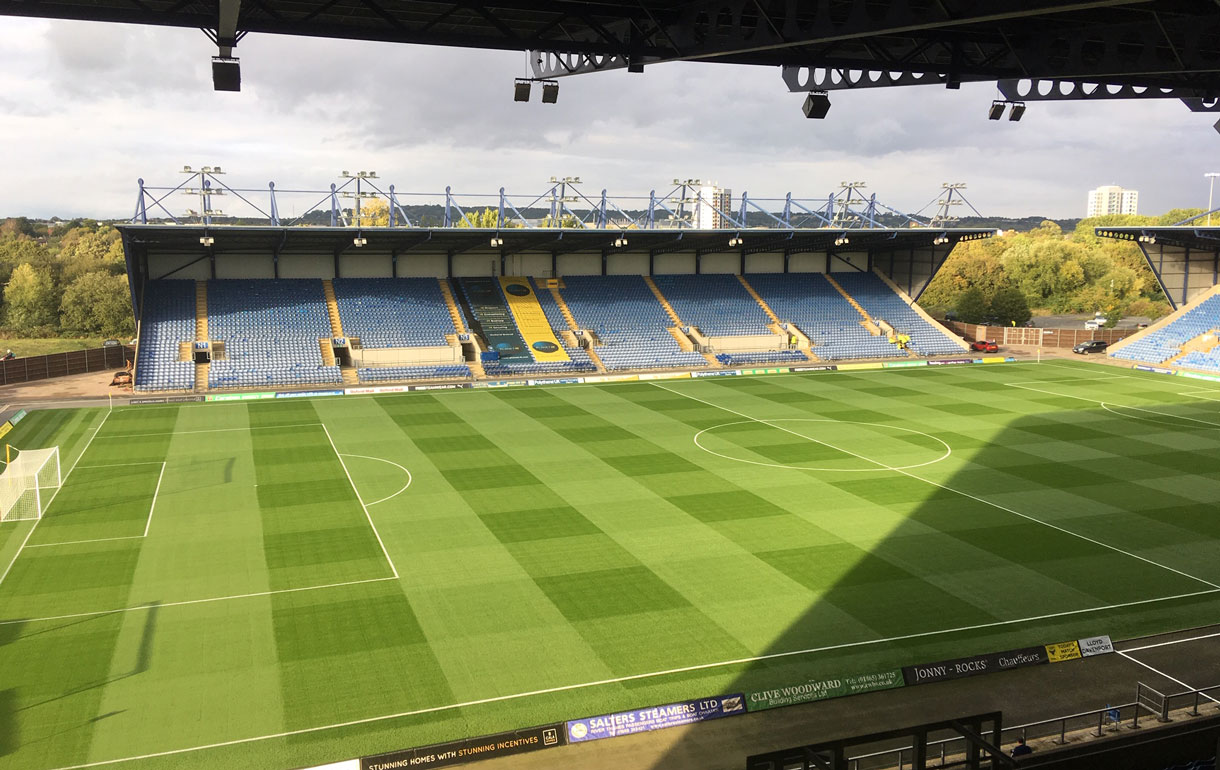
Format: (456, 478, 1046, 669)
(843, 681, 1220, 770)
(0, 346, 133, 386)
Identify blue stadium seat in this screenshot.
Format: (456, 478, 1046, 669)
(133, 280, 196, 391)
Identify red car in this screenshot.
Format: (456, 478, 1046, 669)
(970, 340, 999, 353)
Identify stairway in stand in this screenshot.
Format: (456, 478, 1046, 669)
(643, 276, 719, 366)
(321, 279, 353, 379)
(194, 281, 209, 391)
(550, 286, 607, 373)
(438, 278, 485, 378)
(737, 275, 820, 362)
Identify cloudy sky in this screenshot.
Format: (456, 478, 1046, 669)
(0, 16, 1215, 221)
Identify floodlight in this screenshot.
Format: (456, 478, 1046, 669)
(490, 236, 504, 247)
(802, 91, 831, 119)
(541, 81, 559, 103)
(514, 79, 531, 102)
(353, 236, 367, 247)
(199, 236, 215, 246)
(211, 57, 241, 92)
(1008, 102, 1026, 121)
(988, 101, 1006, 120)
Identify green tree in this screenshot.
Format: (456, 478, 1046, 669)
(59, 271, 134, 337)
(455, 207, 521, 229)
(955, 286, 988, 324)
(57, 225, 125, 282)
(4, 263, 58, 333)
(988, 286, 1031, 326)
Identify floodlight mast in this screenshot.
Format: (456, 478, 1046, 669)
(182, 165, 227, 226)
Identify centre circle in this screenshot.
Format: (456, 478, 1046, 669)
(693, 418, 951, 472)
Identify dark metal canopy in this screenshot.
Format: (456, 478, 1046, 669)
(4, 0, 1219, 106)
(1096, 226, 1220, 309)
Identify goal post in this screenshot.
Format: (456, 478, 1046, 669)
(0, 446, 61, 523)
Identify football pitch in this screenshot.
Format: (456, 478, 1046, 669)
(5, 359, 1220, 770)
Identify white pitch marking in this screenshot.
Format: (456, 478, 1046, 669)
(1116, 650, 1220, 705)
(1121, 629, 1220, 653)
(93, 422, 323, 439)
(76, 462, 166, 468)
(38, 585, 1220, 770)
(0, 407, 113, 587)
(692, 418, 951, 472)
(321, 424, 399, 579)
(339, 453, 413, 506)
(1179, 389, 1220, 402)
(25, 536, 144, 549)
(0, 576, 398, 627)
(144, 462, 166, 537)
(653, 382, 1220, 591)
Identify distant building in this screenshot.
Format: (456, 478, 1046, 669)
(694, 185, 733, 229)
(1087, 185, 1138, 217)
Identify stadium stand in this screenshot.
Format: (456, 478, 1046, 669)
(651, 274, 773, 336)
(528, 278, 598, 371)
(560, 275, 711, 370)
(459, 277, 596, 377)
(1110, 294, 1220, 367)
(134, 280, 196, 391)
(331, 278, 455, 348)
(746, 274, 903, 359)
(715, 350, 809, 366)
(832, 272, 966, 356)
(206, 279, 342, 389)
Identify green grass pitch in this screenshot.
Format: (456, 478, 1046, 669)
(5, 359, 1220, 769)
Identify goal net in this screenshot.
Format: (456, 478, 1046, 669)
(0, 447, 61, 523)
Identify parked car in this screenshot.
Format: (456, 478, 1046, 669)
(1083, 319, 1105, 330)
(103, 339, 121, 347)
(1073, 340, 1109, 354)
(970, 340, 1000, 353)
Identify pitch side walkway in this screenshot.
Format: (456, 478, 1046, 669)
(480, 625, 1220, 770)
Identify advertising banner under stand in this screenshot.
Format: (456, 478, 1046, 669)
(747, 670, 904, 711)
(902, 646, 1048, 686)
(565, 694, 746, 743)
(1078, 635, 1115, 657)
(360, 724, 564, 770)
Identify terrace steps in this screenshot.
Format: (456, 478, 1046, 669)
(737, 275, 783, 325)
(195, 281, 208, 340)
(643, 276, 685, 327)
(1165, 329, 1220, 365)
(341, 368, 358, 385)
(824, 273, 883, 335)
(318, 338, 336, 367)
(195, 361, 209, 392)
(550, 286, 607, 373)
(438, 278, 469, 334)
(321, 279, 344, 337)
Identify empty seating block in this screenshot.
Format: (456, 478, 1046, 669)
(716, 350, 809, 367)
(1111, 295, 1220, 366)
(651, 274, 772, 336)
(207, 280, 341, 389)
(332, 278, 455, 347)
(832, 272, 965, 357)
(747, 274, 902, 360)
(134, 280, 196, 391)
(561, 276, 710, 371)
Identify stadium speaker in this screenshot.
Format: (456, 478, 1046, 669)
(1008, 102, 1026, 121)
(541, 80, 559, 104)
(514, 79, 532, 102)
(802, 91, 831, 119)
(212, 57, 241, 92)
(988, 101, 1005, 120)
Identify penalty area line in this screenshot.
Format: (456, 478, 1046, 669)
(0, 576, 398, 627)
(41, 585, 1220, 770)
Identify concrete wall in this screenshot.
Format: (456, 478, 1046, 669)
(653, 253, 695, 274)
(148, 252, 210, 281)
(278, 252, 335, 279)
(699, 252, 740, 275)
(399, 254, 447, 278)
(215, 251, 275, 279)
(745, 253, 784, 274)
(608, 253, 649, 275)
(339, 252, 393, 278)
(788, 252, 829, 273)
(558, 253, 601, 275)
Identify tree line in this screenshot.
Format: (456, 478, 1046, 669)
(918, 210, 1200, 327)
(0, 218, 133, 338)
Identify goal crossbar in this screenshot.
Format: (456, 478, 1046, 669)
(0, 447, 61, 522)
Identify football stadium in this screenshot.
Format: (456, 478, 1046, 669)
(4, 2, 1220, 770)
